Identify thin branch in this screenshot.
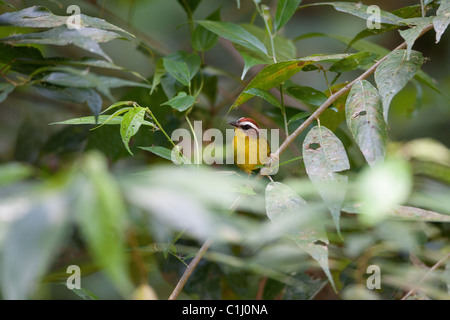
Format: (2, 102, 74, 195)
(401, 252, 450, 300)
(168, 238, 214, 300)
(265, 23, 434, 166)
(167, 23, 434, 301)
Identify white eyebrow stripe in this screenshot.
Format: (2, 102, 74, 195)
(239, 121, 259, 130)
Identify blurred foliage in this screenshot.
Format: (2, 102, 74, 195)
(0, 0, 449, 300)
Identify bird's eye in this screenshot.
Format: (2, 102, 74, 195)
(241, 125, 250, 130)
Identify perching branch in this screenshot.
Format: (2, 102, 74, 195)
(265, 24, 434, 166)
(167, 24, 434, 301)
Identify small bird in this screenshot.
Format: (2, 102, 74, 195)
(229, 117, 271, 174)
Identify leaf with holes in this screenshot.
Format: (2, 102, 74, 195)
(303, 126, 350, 237)
(345, 80, 387, 166)
(120, 107, 147, 155)
(374, 50, 424, 123)
(265, 182, 336, 290)
(434, 0, 450, 43)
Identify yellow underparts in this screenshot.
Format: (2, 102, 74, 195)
(232, 128, 270, 174)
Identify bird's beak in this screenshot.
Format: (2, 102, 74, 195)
(228, 120, 238, 127)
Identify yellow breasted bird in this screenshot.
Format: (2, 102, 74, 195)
(229, 117, 271, 174)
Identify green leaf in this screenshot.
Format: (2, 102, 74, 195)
(50, 114, 156, 128)
(0, 82, 14, 103)
(0, 191, 69, 299)
(36, 87, 102, 118)
(433, 0, 450, 43)
(163, 51, 201, 87)
(288, 112, 311, 124)
(42, 67, 151, 101)
(162, 92, 195, 112)
(345, 80, 387, 166)
(231, 54, 350, 110)
(0, 26, 121, 62)
(150, 58, 165, 95)
(76, 152, 132, 296)
(265, 182, 336, 291)
(302, 2, 404, 25)
(399, 17, 433, 60)
(286, 85, 328, 107)
(374, 50, 424, 123)
(345, 4, 428, 51)
(197, 20, 268, 57)
(120, 107, 147, 155)
(0, 6, 131, 35)
(139, 146, 173, 161)
(356, 158, 413, 225)
(329, 52, 379, 73)
(240, 23, 297, 61)
(177, 0, 202, 14)
(274, 0, 302, 31)
(70, 287, 100, 300)
(191, 9, 220, 51)
(0, 162, 33, 187)
(244, 88, 281, 108)
(303, 126, 350, 237)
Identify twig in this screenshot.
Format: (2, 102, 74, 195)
(265, 24, 434, 165)
(167, 24, 434, 301)
(401, 252, 450, 300)
(168, 238, 214, 300)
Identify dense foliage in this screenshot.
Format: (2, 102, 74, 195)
(0, 0, 449, 300)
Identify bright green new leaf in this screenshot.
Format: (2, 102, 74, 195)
(274, 0, 302, 31)
(303, 126, 350, 237)
(162, 92, 196, 112)
(244, 88, 281, 108)
(120, 107, 147, 155)
(374, 50, 424, 123)
(197, 20, 268, 58)
(345, 80, 387, 166)
(265, 182, 336, 291)
(433, 0, 450, 43)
